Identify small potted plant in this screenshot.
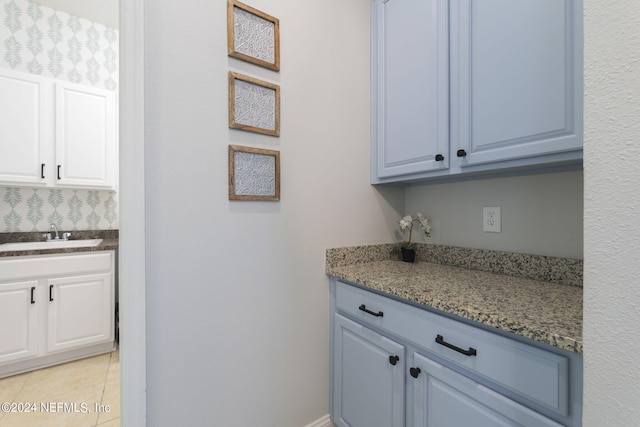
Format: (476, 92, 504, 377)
(398, 213, 431, 262)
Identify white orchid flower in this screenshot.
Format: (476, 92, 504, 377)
(399, 213, 432, 248)
(398, 215, 412, 229)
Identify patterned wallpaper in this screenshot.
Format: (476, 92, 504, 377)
(0, 187, 118, 231)
(0, 0, 119, 232)
(1, 0, 118, 89)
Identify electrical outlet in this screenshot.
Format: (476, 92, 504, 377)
(483, 207, 501, 233)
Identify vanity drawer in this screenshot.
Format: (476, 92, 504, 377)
(334, 280, 569, 415)
(0, 252, 114, 281)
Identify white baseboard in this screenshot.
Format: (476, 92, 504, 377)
(304, 414, 334, 427)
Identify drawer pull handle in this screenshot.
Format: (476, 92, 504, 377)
(388, 355, 399, 366)
(410, 367, 421, 378)
(435, 334, 477, 357)
(49, 285, 54, 302)
(31, 287, 36, 304)
(359, 304, 383, 317)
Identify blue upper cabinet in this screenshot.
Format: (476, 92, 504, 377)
(451, 0, 583, 168)
(371, 0, 583, 185)
(371, 0, 450, 181)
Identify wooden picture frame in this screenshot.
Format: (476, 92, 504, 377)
(228, 145, 280, 201)
(227, 0, 280, 71)
(228, 72, 280, 137)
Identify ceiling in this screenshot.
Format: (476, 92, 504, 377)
(32, 0, 119, 29)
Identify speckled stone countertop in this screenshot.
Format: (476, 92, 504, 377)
(0, 230, 118, 257)
(326, 243, 583, 354)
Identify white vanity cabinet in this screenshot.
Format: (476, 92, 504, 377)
(46, 271, 114, 353)
(330, 278, 583, 427)
(0, 279, 39, 365)
(371, 0, 583, 184)
(0, 69, 117, 190)
(0, 251, 115, 377)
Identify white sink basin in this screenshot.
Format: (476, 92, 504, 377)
(0, 239, 103, 252)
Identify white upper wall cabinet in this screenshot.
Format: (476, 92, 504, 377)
(56, 82, 117, 189)
(0, 69, 117, 191)
(371, 0, 583, 185)
(0, 70, 48, 186)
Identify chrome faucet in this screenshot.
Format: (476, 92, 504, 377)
(43, 224, 71, 241)
(50, 224, 60, 240)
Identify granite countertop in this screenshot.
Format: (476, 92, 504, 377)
(0, 230, 119, 257)
(326, 244, 583, 354)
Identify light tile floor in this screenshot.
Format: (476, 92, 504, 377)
(0, 351, 120, 427)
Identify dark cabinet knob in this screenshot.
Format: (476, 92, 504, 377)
(435, 154, 444, 161)
(389, 355, 399, 366)
(410, 367, 421, 378)
(456, 149, 467, 158)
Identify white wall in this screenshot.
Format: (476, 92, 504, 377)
(583, 0, 640, 424)
(404, 171, 584, 259)
(143, 1, 402, 425)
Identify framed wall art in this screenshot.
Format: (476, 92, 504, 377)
(228, 71, 280, 137)
(228, 145, 280, 201)
(227, 0, 280, 71)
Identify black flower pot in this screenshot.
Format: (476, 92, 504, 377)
(401, 247, 416, 263)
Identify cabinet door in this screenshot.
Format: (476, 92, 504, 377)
(0, 70, 48, 185)
(411, 352, 562, 427)
(46, 273, 113, 353)
(332, 314, 405, 427)
(55, 82, 117, 189)
(0, 280, 39, 364)
(451, 0, 582, 167)
(371, 0, 449, 181)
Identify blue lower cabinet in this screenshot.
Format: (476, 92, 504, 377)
(411, 353, 562, 427)
(330, 279, 582, 427)
(332, 314, 406, 427)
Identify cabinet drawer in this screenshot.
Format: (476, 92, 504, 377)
(0, 252, 114, 281)
(334, 280, 569, 415)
